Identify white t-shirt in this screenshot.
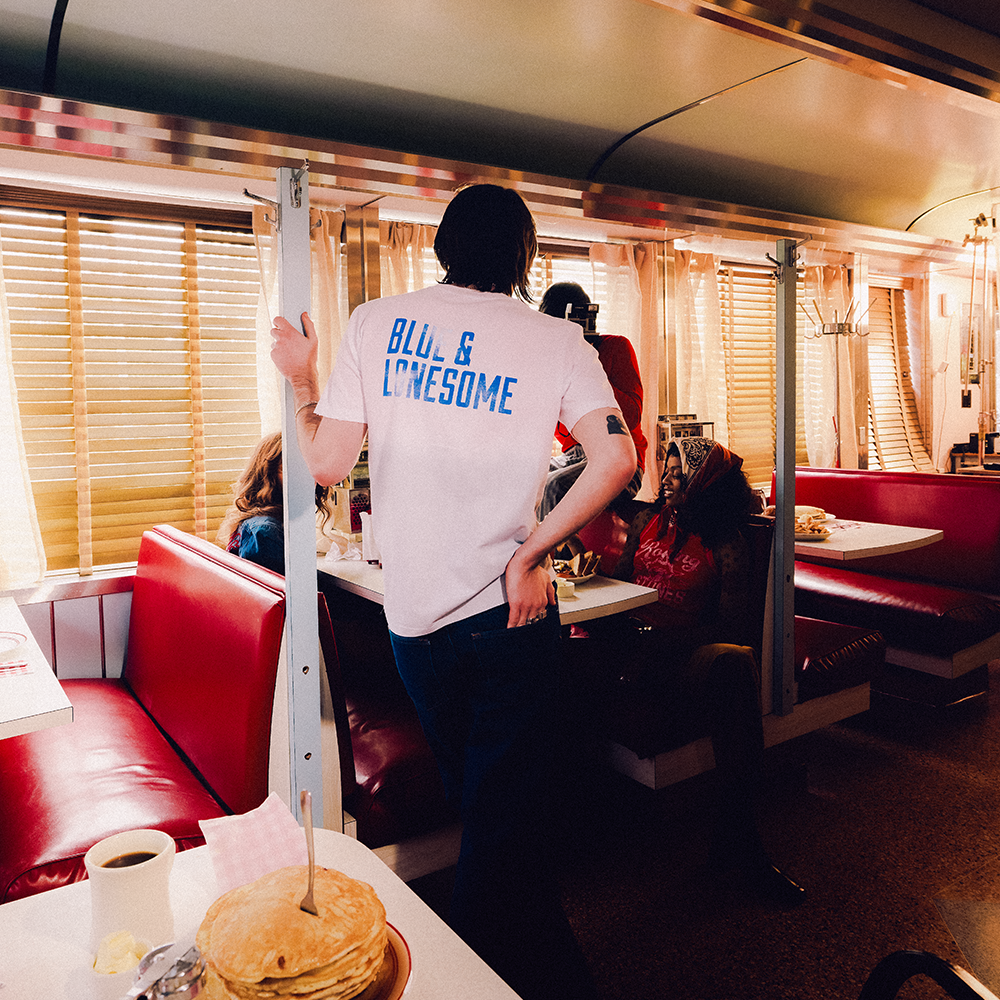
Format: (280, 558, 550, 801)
(317, 283, 618, 636)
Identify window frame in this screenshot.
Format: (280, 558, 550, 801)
(3, 193, 260, 574)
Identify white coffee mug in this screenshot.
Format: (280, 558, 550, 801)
(84, 828, 175, 955)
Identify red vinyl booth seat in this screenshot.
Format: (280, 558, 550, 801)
(316, 585, 456, 850)
(794, 561, 1000, 657)
(778, 468, 1000, 677)
(790, 467, 1000, 595)
(0, 525, 286, 903)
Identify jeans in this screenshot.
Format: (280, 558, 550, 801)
(390, 603, 596, 999)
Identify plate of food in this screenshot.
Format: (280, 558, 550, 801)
(794, 506, 834, 540)
(196, 865, 410, 1000)
(553, 546, 601, 584)
(362, 923, 411, 1000)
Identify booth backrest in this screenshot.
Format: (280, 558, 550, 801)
(784, 468, 1000, 595)
(124, 525, 286, 815)
(576, 509, 629, 577)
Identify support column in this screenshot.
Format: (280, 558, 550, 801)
(773, 239, 798, 716)
(277, 164, 326, 824)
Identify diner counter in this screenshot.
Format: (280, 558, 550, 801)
(319, 556, 658, 624)
(0, 827, 520, 1000)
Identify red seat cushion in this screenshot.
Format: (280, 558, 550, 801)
(795, 616, 884, 702)
(0, 679, 224, 903)
(794, 561, 1000, 656)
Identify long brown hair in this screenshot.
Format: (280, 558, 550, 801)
(216, 432, 333, 546)
(434, 184, 537, 301)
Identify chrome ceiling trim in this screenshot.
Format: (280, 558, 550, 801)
(0, 89, 962, 268)
(646, 0, 1000, 111)
(581, 189, 961, 268)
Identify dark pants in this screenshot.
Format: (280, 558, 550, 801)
(390, 603, 597, 1000)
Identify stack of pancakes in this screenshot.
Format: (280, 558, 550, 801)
(196, 865, 388, 1000)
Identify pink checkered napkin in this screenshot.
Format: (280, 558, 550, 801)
(0, 660, 31, 676)
(199, 791, 308, 894)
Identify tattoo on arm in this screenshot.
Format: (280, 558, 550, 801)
(606, 414, 627, 436)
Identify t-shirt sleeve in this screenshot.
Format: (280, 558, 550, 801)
(557, 335, 620, 434)
(316, 307, 366, 423)
(601, 337, 643, 431)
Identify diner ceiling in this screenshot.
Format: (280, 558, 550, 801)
(1, 0, 1000, 252)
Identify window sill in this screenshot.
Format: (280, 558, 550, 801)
(4, 566, 137, 606)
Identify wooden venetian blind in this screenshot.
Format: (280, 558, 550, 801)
(718, 266, 809, 487)
(3, 204, 260, 572)
(867, 285, 933, 471)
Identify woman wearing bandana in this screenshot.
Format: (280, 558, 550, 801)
(573, 436, 806, 907)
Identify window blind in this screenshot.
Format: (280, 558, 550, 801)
(718, 267, 809, 487)
(3, 205, 260, 572)
(867, 285, 933, 471)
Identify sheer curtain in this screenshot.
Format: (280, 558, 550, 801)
(589, 242, 660, 499)
(380, 222, 438, 296)
(0, 230, 46, 587)
(672, 250, 728, 449)
(253, 207, 347, 434)
(802, 265, 853, 467)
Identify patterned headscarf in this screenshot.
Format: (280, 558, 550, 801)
(666, 436, 743, 502)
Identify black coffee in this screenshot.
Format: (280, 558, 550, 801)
(101, 851, 158, 868)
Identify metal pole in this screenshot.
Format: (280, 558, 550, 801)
(773, 239, 797, 716)
(276, 164, 325, 822)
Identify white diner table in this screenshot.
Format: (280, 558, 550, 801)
(793, 518, 944, 561)
(0, 827, 520, 1000)
(0, 595, 73, 740)
(318, 557, 658, 624)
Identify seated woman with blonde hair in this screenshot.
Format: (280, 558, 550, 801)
(217, 431, 333, 574)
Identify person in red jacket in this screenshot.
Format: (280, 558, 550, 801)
(537, 282, 647, 519)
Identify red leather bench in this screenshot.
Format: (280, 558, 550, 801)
(0, 525, 455, 903)
(317, 584, 456, 851)
(785, 468, 1000, 693)
(0, 526, 286, 902)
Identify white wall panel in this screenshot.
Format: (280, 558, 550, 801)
(19, 602, 53, 667)
(52, 596, 103, 679)
(102, 591, 132, 678)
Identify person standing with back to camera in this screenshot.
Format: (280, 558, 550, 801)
(270, 183, 636, 1000)
(536, 281, 647, 520)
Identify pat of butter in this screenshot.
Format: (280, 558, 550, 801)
(94, 929, 147, 974)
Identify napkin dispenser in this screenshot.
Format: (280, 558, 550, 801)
(359, 511, 380, 565)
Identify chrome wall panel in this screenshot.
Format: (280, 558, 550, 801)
(0, 87, 963, 271)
